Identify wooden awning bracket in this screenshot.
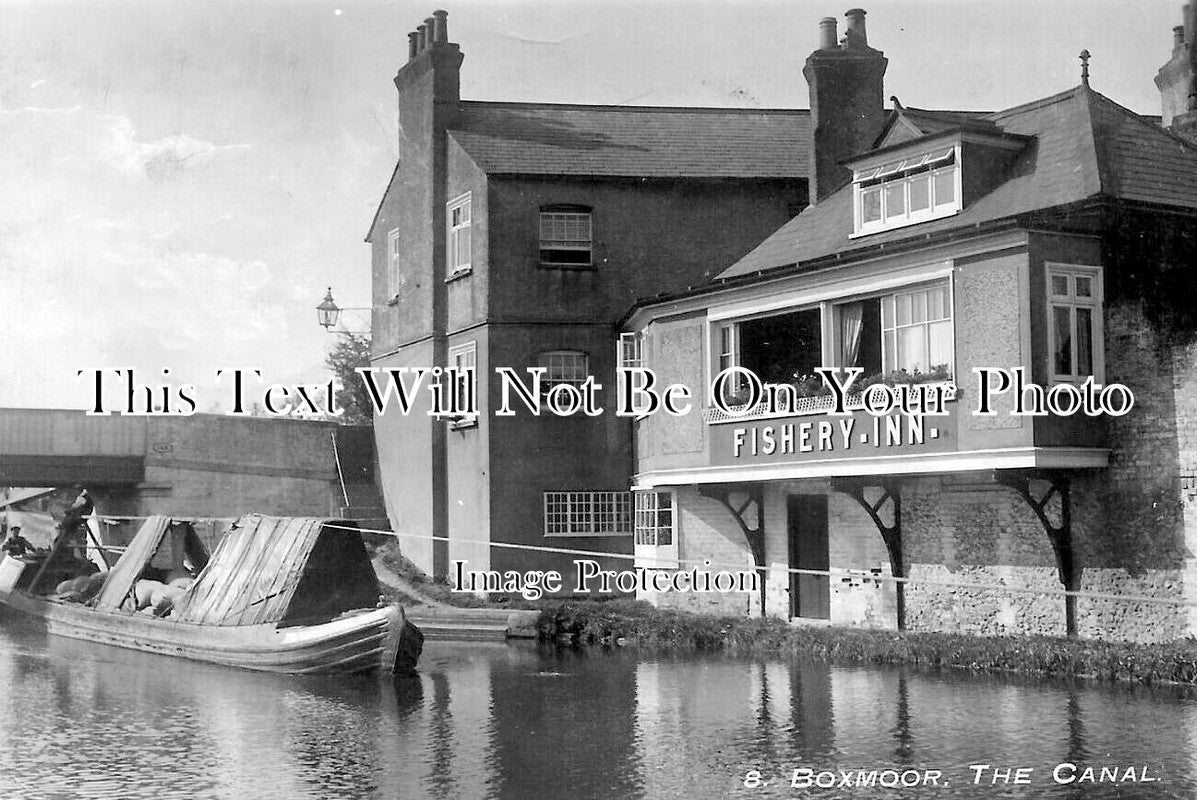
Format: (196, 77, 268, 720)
(697, 484, 766, 616)
(830, 477, 905, 630)
(993, 469, 1077, 637)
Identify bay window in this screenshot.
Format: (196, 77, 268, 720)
(881, 283, 954, 376)
(1047, 265, 1103, 383)
(835, 280, 953, 379)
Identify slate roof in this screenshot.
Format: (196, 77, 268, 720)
(719, 86, 1197, 279)
(448, 101, 810, 179)
(883, 106, 998, 140)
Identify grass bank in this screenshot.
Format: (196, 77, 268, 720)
(536, 598, 1197, 687)
(370, 541, 1197, 686)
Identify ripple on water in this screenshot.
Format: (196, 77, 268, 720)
(0, 619, 1193, 799)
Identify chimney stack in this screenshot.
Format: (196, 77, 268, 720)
(1155, 4, 1197, 143)
(803, 9, 889, 203)
(844, 9, 868, 47)
(394, 9, 464, 153)
(818, 17, 838, 50)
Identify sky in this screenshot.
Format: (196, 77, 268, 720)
(0, 0, 1182, 411)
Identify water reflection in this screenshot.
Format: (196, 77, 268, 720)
(0, 610, 1193, 799)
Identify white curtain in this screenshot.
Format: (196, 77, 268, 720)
(840, 302, 864, 367)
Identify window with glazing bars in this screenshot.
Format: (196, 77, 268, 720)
(634, 491, 674, 547)
(543, 491, 632, 536)
(539, 207, 592, 265)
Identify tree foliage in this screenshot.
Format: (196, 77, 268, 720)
(324, 332, 373, 425)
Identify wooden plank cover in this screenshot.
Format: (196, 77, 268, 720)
(171, 515, 325, 627)
(94, 515, 172, 611)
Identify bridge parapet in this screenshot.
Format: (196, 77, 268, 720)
(0, 409, 146, 456)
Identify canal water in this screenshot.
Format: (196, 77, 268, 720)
(0, 613, 1194, 800)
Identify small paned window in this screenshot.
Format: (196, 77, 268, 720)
(543, 491, 633, 537)
(853, 146, 960, 235)
(447, 193, 472, 274)
(539, 206, 592, 266)
(538, 350, 589, 388)
(618, 332, 643, 370)
(1047, 266, 1103, 383)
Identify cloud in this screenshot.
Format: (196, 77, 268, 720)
(0, 102, 249, 183)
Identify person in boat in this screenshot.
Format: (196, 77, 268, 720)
(1, 526, 34, 557)
(54, 486, 94, 562)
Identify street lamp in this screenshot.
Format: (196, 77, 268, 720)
(316, 287, 341, 330)
(316, 287, 371, 334)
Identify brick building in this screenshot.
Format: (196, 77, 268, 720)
(366, 11, 809, 577)
(623, 10, 1197, 642)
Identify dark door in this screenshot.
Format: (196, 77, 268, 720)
(788, 495, 830, 620)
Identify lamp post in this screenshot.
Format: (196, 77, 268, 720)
(315, 287, 371, 336)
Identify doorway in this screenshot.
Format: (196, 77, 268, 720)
(787, 495, 830, 620)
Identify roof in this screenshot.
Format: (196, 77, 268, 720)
(719, 86, 1197, 279)
(890, 105, 1000, 137)
(172, 515, 377, 626)
(448, 101, 810, 178)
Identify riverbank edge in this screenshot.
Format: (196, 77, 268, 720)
(370, 543, 1197, 686)
(534, 598, 1197, 686)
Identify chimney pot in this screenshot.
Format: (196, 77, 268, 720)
(433, 10, 449, 43)
(818, 17, 838, 50)
(425, 17, 437, 47)
(844, 8, 868, 47)
(408, 31, 419, 60)
(417, 23, 427, 51)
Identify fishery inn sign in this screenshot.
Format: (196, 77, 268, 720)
(708, 374, 957, 466)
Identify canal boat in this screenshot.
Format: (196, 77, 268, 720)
(0, 514, 423, 676)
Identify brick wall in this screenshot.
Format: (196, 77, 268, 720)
(641, 488, 757, 617)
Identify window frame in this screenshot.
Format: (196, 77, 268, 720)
(543, 491, 633, 538)
(538, 350, 590, 390)
(445, 340, 478, 428)
(878, 280, 955, 378)
(633, 490, 678, 568)
(386, 228, 402, 300)
(1045, 263, 1104, 384)
(539, 205, 593, 268)
(852, 144, 962, 237)
(617, 332, 643, 371)
(446, 192, 472, 277)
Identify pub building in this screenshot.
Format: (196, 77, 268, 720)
(622, 9, 1197, 641)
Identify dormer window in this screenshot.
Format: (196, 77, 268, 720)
(853, 146, 960, 236)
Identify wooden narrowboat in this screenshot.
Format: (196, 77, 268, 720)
(0, 514, 423, 676)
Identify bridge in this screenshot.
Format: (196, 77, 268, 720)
(0, 409, 146, 486)
(0, 409, 386, 522)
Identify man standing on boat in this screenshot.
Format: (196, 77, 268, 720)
(55, 486, 93, 562)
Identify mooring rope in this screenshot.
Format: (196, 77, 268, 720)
(87, 514, 1197, 609)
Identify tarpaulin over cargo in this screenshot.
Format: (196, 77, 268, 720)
(94, 515, 172, 611)
(171, 515, 379, 627)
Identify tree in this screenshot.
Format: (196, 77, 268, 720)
(325, 332, 373, 425)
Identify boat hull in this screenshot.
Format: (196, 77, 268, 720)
(0, 590, 423, 676)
